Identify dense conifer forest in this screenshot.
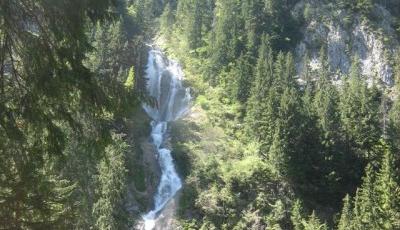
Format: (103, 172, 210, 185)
(1, 0, 400, 229)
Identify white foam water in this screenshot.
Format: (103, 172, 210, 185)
(141, 49, 191, 230)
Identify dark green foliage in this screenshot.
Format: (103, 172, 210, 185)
(94, 134, 129, 230)
(337, 0, 374, 16)
(172, 0, 302, 81)
(337, 141, 400, 230)
(339, 57, 381, 160)
(245, 36, 275, 144)
(0, 0, 146, 228)
(232, 55, 254, 103)
(291, 200, 328, 230)
(176, 0, 212, 50)
(389, 52, 400, 149)
(207, 0, 242, 81)
(160, 3, 176, 39)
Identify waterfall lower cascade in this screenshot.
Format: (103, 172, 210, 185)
(142, 49, 191, 230)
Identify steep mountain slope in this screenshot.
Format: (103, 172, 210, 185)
(294, 0, 399, 86)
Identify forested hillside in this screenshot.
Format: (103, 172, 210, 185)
(1, 0, 400, 230)
(158, 0, 400, 229)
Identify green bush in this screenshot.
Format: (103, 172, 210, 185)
(196, 95, 210, 110)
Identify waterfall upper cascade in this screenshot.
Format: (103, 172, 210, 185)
(142, 49, 191, 230)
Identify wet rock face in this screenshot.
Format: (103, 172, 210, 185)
(295, 1, 398, 86)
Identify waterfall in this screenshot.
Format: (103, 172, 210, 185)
(141, 49, 191, 230)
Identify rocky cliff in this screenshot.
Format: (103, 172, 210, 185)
(294, 1, 399, 87)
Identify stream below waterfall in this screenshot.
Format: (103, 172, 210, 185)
(141, 49, 191, 230)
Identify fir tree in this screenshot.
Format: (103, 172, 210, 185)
(389, 52, 400, 149)
(160, 3, 176, 39)
(374, 141, 400, 229)
(245, 36, 274, 143)
(291, 200, 304, 230)
(352, 165, 379, 229)
(94, 134, 129, 230)
(233, 55, 254, 103)
(339, 56, 380, 160)
(338, 195, 353, 230)
(208, 0, 242, 80)
(176, 0, 205, 50)
(268, 125, 289, 177)
(303, 212, 328, 230)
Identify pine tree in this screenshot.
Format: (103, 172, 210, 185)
(160, 3, 176, 39)
(124, 66, 136, 90)
(291, 200, 304, 230)
(339, 56, 380, 160)
(245, 36, 274, 143)
(208, 0, 242, 80)
(301, 51, 315, 117)
(233, 55, 254, 103)
(303, 212, 328, 230)
(0, 1, 133, 228)
(313, 68, 339, 143)
(263, 0, 300, 50)
(240, 0, 265, 55)
(351, 165, 379, 229)
(94, 134, 129, 230)
(268, 125, 289, 177)
(176, 0, 205, 50)
(290, 201, 327, 230)
(284, 53, 297, 89)
(374, 141, 400, 229)
(389, 52, 400, 149)
(338, 195, 353, 230)
(339, 141, 400, 229)
(273, 52, 287, 93)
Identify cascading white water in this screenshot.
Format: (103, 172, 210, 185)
(142, 49, 191, 230)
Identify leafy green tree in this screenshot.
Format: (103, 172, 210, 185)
(0, 0, 121, 227)
(356, 0, 374, 14)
